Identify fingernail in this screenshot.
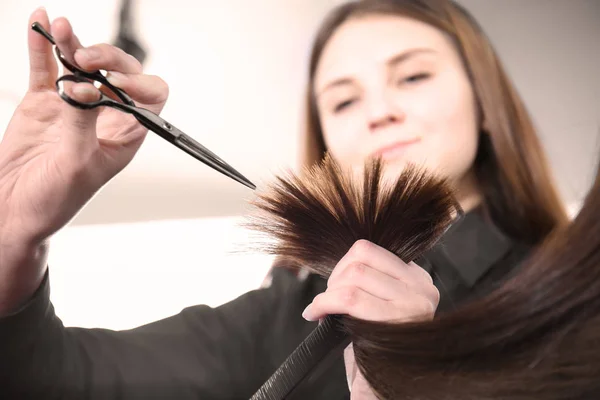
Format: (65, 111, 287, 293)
(106, 71, 127, 87)
(302, 304, 316, 321)
(76, 47, 100, 62)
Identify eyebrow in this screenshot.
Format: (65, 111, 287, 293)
(387, 47, 436, 67)
(316, 48, 437, 98)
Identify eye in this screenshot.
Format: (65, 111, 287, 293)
(333, 98, 357, 113)
(398, 73, 431, 85)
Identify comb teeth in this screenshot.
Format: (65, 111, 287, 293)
(250, 315, 350, 400)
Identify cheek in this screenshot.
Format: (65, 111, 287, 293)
(408, 77, 479, 181)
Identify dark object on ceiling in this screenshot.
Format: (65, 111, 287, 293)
(112, 0, 147, 65)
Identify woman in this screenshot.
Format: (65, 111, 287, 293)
(0, 1, 567, 399)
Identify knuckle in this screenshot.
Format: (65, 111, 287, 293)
(419, 298, 436, 317)
(347, 262, 367, 281)
(350, 239, 372, 258)
(429, 285, 440, 308)
(95, 44, 141, 69)
(91, 43, 114, 56)
(341, 287, 359, 308)
(110, 43, 128, 58)
(408, 261, 433, 284)
(392, 297, 436, 321)
(418, 267, 433, 284)
(126, 52, 143, 68)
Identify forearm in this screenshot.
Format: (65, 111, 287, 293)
(0, 237, 49, 316)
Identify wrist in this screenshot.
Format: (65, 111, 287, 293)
(0, 236, 49, 316)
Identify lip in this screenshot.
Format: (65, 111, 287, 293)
(372, 138, 421, 161)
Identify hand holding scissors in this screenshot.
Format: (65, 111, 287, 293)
(31, 21, 255, 190)
(0, 10, 195, 314)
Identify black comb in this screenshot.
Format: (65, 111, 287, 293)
(250, 315, 350, 400)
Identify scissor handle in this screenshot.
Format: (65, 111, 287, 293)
(55, 75, 118, 110)
(32, 21, 255, 189)
(69, 68, 134, 106)
(31, 22, 134, 107)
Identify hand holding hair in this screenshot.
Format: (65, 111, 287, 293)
(248, 148, 600, 399)
(303, 240, 439, 323)
(246, 153, 460, 399)
(304, 239, 440, 398)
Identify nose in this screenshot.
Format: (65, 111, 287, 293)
(365, 90, 404, 132)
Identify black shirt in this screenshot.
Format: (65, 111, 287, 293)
(0, 209, 531, 399)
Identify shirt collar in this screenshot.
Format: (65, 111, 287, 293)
(420, 207, 514, 287)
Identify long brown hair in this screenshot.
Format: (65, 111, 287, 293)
(300, 0, 568, 245)
(248, 154, 600, 400)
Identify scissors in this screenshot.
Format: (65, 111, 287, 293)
(31, 22, 256, 191)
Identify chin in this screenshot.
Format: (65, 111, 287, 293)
(349, 158, 432, 187)
(381, 168, 404, 186)
(380, 159, 443, 186)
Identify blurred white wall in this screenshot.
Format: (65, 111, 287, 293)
(47, 216, 275, 330)
(0, 1, 597, 330)
(0, 0, 338, 225)
(0, 0, 336, 329)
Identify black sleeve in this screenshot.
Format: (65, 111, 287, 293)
(0, 266, 320, 400)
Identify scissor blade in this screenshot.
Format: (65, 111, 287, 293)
(176, 135, 256, 190)
(125, 106, 256, 190)
(176, 134, 256, 190)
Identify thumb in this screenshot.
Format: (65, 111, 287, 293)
(344, 343, 358, 391)
(27, 7, 58, 92)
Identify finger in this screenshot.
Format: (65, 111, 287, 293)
(59, 82, 100, 150)
(28, 7, 58, 92)
(50, 17, 84, 67)
(329, 260, 439, 310)
(328, 261, 411, 301)
(74, 43, 143, 75)
(303, 286, 397, 321)
(304, 285, 437, 322)
(64, 81, 100, 104)
(405, 260, 433, 285)
(329, 239, 411, 285)
(106, 72, 169, 107)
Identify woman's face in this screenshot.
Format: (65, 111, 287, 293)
(314, 14, 481, 194)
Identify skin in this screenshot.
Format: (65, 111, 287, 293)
(0, 7, 168, 314)
(0, 8, 474, 399)
(314, 15, 482, 210)
(304, 15, 485, 398)
(302, 240, 439, 399)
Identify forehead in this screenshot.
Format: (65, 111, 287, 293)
(315, 14, 453, 89)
